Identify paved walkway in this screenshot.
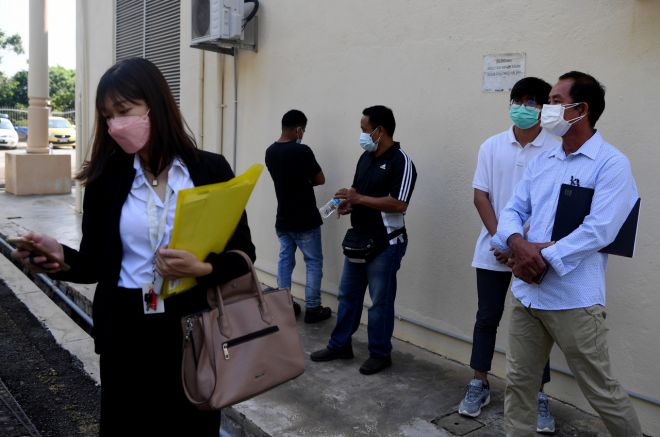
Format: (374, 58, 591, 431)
(0, 189, 616, 436)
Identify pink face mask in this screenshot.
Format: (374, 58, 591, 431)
(107, 112, 151, 154)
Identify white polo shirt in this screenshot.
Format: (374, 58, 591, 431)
(471, 126, 561, 271)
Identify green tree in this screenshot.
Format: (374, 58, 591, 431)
(0, 70, 27, 108)
(11, 70, 28, 107)
(0, 29, 24, 62)
(0, 67, 74, 110)
(0, 71, 17, 107)
(49, 66, 75, 111)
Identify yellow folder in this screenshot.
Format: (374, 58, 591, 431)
(162, 163, 264, 298)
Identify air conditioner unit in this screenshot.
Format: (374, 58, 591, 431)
(191, 0, 244, 43)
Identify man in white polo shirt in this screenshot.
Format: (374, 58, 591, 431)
(459, 77, 561, 434)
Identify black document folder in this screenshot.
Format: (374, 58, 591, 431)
(551, 184, 640, 258)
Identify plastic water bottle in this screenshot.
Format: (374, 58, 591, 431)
(319, 198, 341, 219)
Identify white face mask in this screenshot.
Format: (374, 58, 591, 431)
(540, 103, 586, 137)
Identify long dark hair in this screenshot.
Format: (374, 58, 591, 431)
(77, 58, 198, 185)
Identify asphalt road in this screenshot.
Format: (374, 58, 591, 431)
(0, 278, 100, 436)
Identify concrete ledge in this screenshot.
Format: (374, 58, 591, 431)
(4, 151, 71, 195)
(221, 408, 271, 437)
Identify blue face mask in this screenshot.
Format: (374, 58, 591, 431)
(509, 104, 541, 130)
(359, 128, 380, 152)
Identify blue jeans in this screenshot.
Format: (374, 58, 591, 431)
(328, 241, 407, 358)
(276, 227, 323, 309)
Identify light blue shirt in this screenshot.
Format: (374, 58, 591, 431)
(491, 131, 638, 310)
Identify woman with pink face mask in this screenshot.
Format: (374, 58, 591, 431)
(11, 58, 255, 436)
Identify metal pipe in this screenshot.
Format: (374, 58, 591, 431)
(74, 0, 88, 213)
(232, 47, 238, 172)
(198, 51, 205, 146)
(0, 237, 93, 327)
(36, 273, 93, 327)
(218, 53, 226, 156)
(255, 263, 660, 407)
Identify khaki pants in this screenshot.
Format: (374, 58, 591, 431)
(505, 299, 642, 437)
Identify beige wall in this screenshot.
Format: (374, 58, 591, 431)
(79, 0, 660, 433)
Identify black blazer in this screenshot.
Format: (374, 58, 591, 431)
(52, 149, 256, 353)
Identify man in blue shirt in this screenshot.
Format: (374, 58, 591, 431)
(492, 72, 642, 436)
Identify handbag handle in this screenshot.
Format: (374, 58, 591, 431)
(181, 313, 219, 408)
(214, 250, 273, 338)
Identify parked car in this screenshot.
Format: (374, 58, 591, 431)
(0, 117, 19, 149)
(48, 116, 76, 148)
(15, 126, 28, 142)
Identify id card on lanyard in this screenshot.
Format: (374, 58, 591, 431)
(142, 184, 174, 315)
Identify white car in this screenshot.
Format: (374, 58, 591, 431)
(0, 117, 19, 149)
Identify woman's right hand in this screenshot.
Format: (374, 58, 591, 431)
(10, 232, 65, 273)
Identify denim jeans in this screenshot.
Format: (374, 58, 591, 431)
(471, 269, 550, 384)
(276, 226, 323, 309)
(328, 240, 407, 358)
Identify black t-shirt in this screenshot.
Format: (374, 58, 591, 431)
(350, 142, 417, 242)
(265, 140, 323, 231)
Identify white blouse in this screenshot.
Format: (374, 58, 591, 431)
(117, 155, 195, 289)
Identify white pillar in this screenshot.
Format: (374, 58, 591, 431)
(4, 0, 71, 195)
(27, 0, 50, 154)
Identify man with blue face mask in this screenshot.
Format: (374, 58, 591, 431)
(492, 72, 642, 436)
(460, 77, 560, 432)
(311, 105, 417, 375)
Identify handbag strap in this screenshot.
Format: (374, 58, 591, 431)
(213, 250, 273, 338)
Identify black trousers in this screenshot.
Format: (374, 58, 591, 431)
(98, 287, 220, 437)
(470, 269, 551, 385)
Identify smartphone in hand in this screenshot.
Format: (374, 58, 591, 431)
(7, 238, 70, 272)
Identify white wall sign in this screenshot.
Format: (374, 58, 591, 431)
(483, 53, 526, 92)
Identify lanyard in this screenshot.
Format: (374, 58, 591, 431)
(143, 170, 174, 313)
(147, 183, 174, 255)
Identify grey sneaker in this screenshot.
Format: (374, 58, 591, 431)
(537, 391, 556, 434)
(458, 379, 490, 417)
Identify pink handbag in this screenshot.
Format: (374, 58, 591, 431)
(181, 251, 305, 410)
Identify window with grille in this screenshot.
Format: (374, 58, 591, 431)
(115, 0, 181, 102)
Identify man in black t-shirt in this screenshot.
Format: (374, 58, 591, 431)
(265, 110, 331, 323)
(311, 105, 417, 375)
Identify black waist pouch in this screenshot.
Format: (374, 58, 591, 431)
(342, 228, 405, 263)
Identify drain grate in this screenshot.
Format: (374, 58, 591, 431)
(432, 412, 484, 436)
